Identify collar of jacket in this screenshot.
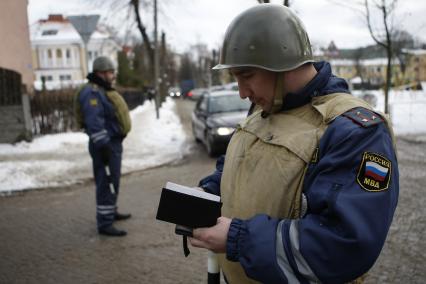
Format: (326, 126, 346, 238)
(282, 61, 349, 111)
(86, 72, 115, 91)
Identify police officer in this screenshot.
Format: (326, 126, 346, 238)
(75, 56, 132, 237)
(190, 4, 399, 283)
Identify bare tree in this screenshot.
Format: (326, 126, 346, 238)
(391, 29, 415, 77)
(89, 0, 155, 79)
(328, 0, 400, 114)
(364, 0, 398, 114)
(130, 0, 154, 69)
(354, 47, 366, 88)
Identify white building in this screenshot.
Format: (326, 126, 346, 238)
(30, 14, 120, 90)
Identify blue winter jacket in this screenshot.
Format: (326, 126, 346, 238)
(199, 62, 399, 283)
(78, 84, 124, 148)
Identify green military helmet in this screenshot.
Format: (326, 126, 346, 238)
(93, 56, 115, 72)
(213, 4, 313, 72)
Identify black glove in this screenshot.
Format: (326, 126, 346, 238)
(99, 145, 111, 165)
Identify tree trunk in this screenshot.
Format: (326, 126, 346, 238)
(130, 0, 154, 71)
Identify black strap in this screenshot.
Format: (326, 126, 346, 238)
(183, 236, 190, 257)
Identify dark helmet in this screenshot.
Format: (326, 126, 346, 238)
(93, 56, 115, 72)
(213, 4, 313, 72)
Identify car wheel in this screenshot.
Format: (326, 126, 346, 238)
(205, 134, 217, 157)
(192, 122, 201, 143)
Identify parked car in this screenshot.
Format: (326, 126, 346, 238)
(168, 87, 181, 98)
(191, 90, 251, 156)
(187, 88, 208, 101)
(223, 82, 239, 91)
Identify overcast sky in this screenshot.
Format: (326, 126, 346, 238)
(28, 0, 426, 53)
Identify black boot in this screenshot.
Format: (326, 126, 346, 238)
(98, 225, 127, 237)
(114, 212, 132, 221)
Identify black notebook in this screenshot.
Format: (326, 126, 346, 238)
(156, 182, 222, 228)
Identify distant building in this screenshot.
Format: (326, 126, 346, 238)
(317, 41, 410, 89)
(330, 58, 401, 89)
(0, 0, 33, 90)
(402, 49, 426, 87)
(30, 14, 120, 90)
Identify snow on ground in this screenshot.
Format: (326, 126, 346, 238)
(353, 89, 426, 136)
(0, 90, 425, 193)
(0, 98, 188, 193)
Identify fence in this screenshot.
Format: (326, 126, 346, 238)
(30, 87, 145, 136)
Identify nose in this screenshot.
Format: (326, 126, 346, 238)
(237, 82, 251, 99)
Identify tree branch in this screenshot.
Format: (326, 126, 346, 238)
(130, 0, 154, 68)
(365, 0, 387, 48)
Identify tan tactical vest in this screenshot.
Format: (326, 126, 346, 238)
(218, 93, 393, 284)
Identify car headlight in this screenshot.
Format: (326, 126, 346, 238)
(215, 127, 234, 136)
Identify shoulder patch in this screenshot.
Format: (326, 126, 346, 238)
(89, 98, 98, 106)
(357, 152, 391, 192)
(342, 107, 383, 127)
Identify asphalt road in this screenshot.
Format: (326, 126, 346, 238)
(0, 99, 425, 283)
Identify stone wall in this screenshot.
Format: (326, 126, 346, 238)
(0, 94, 32, 143)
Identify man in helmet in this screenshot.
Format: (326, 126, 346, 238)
(190, 4, 398, 283)
(75, 56, 132, 237)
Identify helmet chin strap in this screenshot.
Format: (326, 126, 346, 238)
(261, 72, 286, 118)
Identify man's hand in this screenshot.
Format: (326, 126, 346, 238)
(189, 217, 232, 253)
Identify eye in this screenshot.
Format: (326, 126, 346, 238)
(240, 71, 254, 80)
(242, 73, 253, 79)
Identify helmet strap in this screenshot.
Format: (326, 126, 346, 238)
(261, 72, 286, 118)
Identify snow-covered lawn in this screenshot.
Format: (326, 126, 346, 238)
(353, 89, 426, 135)
(0, 98, 188, 193)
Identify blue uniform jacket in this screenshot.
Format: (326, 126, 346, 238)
(79, 84, 124, 148)
(199, 62, 399, 283)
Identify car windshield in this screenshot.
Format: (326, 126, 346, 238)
(208, 94, 251, 113)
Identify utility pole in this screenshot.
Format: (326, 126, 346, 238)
(154, 0, 160, 119)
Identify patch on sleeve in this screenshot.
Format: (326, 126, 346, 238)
(89, 98, 98, 106)
(357, 152, 391, 192)
(342, 107, 383, 127)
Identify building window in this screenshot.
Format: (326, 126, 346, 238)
(47, 49, 52, 58)
(66, 49, 71, 59)
(42, 30, 58, 36)
(376, 67, 382, 72)
(57, 49, 63, 58)
(41, 75, 53, 81)
(59, 75, 72, 81)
